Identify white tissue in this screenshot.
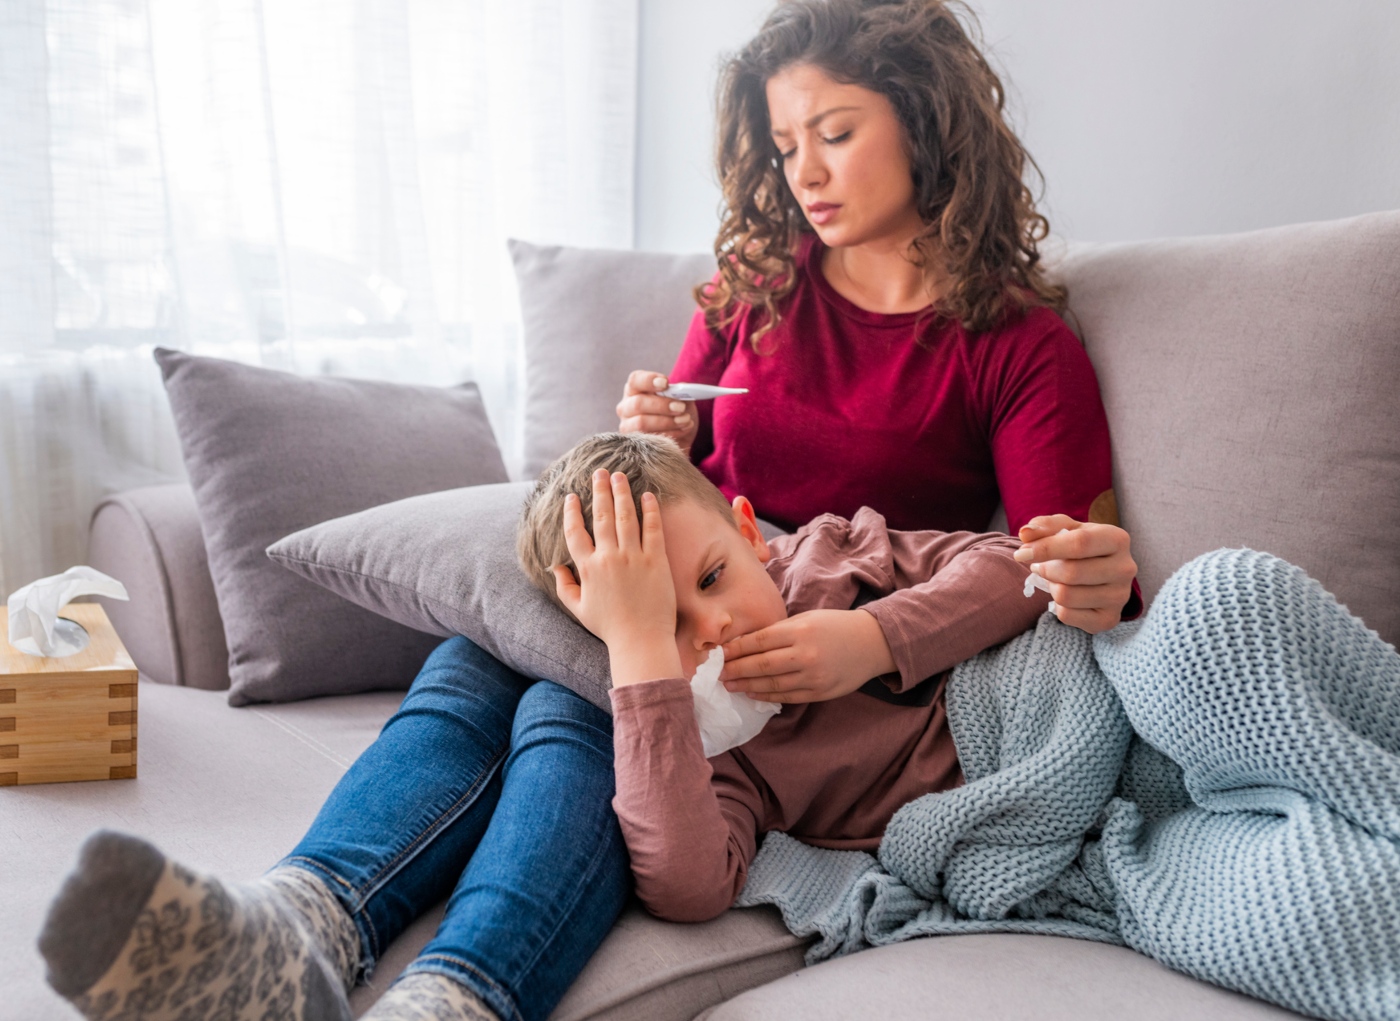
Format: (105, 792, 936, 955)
(7, 566, 129, 657)
(1023, 570, 1057, 613)
(689, 647, 781, 758)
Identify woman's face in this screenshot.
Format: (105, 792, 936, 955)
(766, 63, 924, 250)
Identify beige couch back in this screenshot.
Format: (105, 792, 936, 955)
(1059, 211, 1400, 645)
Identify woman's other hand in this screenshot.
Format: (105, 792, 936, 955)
(718, 608, 897, 703)
(617, 371, 700, 454)
(1014, 516, 1137, 634)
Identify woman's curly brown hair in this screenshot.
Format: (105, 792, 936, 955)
(701, 0, 1065, 344)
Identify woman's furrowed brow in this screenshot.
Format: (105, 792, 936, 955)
(771, 104, 863, 138)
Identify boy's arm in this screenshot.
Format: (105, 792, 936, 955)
(722, 513, 1046, 701)
(555, 469, 762, 921)
(611, 678, 764, 922)
(862, 528, 1049, 691)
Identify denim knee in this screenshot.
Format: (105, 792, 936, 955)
(398, 636, 532, 731)
(514, 681, 612, 742)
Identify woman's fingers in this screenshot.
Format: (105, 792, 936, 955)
(1029, 556, 1127, 588)
(617, 393, 688, 420)
(618, 413, 693, 435)
(1015, 519, 1127, 564)
(1053, 604, 1120, 635)
(616, 392, 693, 437)
(623, 370, 669, 397)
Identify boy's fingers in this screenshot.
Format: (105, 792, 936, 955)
(721, 624, 788, 662)
(591, 469, 616, 549)
(640, 491, 667, 554)
(552, 564, 581, 609)
(560, 494, 595, 561)
(724, 668, 804, 694)
(611, 472, 639, 547)
(722, 648, 800, 684)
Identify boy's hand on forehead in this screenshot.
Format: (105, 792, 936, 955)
(554, 469, 684, 687)
(719, 608, 896, 704)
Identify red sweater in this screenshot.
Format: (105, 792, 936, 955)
(672, 235, 1115, 537)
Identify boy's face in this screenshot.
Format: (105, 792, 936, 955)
(660, 496, 788, 679)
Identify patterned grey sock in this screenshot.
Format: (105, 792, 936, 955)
(263, 865, 362, 993)
(361, 973, 500, 1021)
(39, 830, 353, 1021)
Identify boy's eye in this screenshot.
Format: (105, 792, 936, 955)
(700, 565, 723, 591)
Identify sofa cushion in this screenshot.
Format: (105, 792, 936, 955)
(268, 482, 788, 712)
(1056, 210, 1400, 645)
(155, 348, 510, 704)
(511, 239, 715, 479)
(88, 483, 231, 690)
(698, 933, 1307, 1021)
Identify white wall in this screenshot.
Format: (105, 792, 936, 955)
(634, 0, 770, 252)
(634, 0, 1400, 250)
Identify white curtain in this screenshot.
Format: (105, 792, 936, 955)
(0, 0, 638, 597)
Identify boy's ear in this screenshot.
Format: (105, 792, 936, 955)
(731, 496, 770, 563)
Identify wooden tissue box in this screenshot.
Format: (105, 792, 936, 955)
(0, 603, 138, 786)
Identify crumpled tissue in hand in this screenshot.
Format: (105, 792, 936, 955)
(7, 566, 129, 657)
(690, 647, 781, 758)
(1023, 570, 1057, 614)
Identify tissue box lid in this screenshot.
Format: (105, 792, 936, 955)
(1, 603, 137, 675)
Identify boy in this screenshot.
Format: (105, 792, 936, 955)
(516, 432, 1048, 921)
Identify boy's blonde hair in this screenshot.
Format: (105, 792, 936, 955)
(517, 432, 737, 608)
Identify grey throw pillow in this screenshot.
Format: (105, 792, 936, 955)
(511, 239, 715, 479)
(267, 483, 788, 713)
(268, 483, 613, 710)
(155, 348, 510, 705)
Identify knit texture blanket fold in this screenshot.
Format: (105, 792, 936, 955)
(735, 549, 1400, 1021)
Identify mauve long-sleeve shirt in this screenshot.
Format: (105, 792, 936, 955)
(608, 507, 1049, 923)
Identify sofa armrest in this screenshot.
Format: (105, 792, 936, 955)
(88, 484, 230, 690)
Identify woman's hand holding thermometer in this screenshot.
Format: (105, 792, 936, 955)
(617, 370, 747, 454)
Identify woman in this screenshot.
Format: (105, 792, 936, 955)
(38, 4, 1135, 1021)
(618, 2, 1138, 703)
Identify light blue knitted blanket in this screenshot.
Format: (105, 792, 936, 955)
(735, 549, 1400, 1021)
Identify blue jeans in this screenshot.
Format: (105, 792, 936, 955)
(279, 637, 631, 1021)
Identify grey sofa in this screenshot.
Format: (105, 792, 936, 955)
(7, 209, 1399, 1021)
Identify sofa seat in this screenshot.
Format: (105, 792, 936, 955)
(3, 678, 1311, 1021)
(2, 679, 809, 1021)
(697, 935, 1306, 1021)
